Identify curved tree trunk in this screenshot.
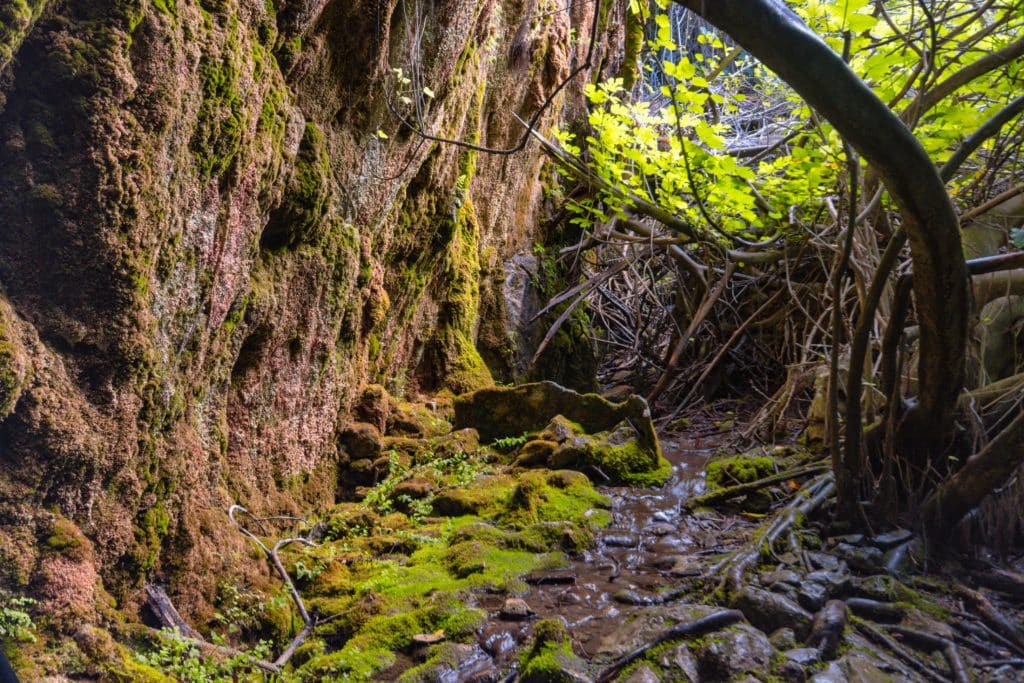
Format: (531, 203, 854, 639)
(675, 0, 970, 518)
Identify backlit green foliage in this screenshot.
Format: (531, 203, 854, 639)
(556, 0, 1024, 242)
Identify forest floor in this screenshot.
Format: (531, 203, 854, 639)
(133, 387, 1024, 682)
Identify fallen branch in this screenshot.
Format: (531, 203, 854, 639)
(224, 505, 336, 672)
(144, 584, 201, 640)
(684, 461, 829, 509)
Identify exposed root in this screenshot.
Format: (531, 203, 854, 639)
(708, 472, 835, 591)
(594, 610, 744, 682)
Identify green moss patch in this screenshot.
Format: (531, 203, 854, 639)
(290, 436, 611, 680)
(705, 455, 776, 492)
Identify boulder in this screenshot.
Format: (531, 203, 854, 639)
(454, 381, 659, 454)
(730, 586, 813, 639)
(696, 623, 776, 679)
(519, 619, 592, 683)
(339, 422, 384, 460)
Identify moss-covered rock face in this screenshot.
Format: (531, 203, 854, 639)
(0, 300, 28, 419)
(0, 0, 627, 674)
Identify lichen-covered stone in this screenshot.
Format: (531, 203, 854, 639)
(696, 623, 776, 680)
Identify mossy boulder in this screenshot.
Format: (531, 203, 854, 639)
(705, 455, 777, 492)
(547, 422, 673, 487)
(515, 439, 560, 467)
(454, 381, 658, 452)
(354, 383, 394, 431)
(339, 422, 385, 460)
(519, 618, 590, 683)
(456, 382, 667, 485)
(432, 474, 514, 517)
(500, 470, 610, 530)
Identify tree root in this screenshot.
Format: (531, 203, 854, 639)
(968, 567, 1024, 600)
(887, 625, 971, 683)
(594, 610, 744, 682)
(854, 620, 952, 683)
(709, 473, 835, 591)
(954, 583, 1024, 655)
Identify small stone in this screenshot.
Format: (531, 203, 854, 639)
(806, 552, 841, 572)
(869, 529, 913, 549)
(784, 647, 820, 665)
(798, 581, 828, 612)
(835, 543, 884, 573)
(413, 632, 446, 646)
(539, 415, 581, 443)
(771, 583, 800, 603)
(730, 586, 813, 639)
(604, 533, 639, 548)
(779, 660, 807, 683)
(762, 569, 802, 587)
(499, 597, 535, 620)
(806, 570, 851, 596)
(514, 440, 558, 467)
(696, 623, 775, 679)
(645, 523, 676, 536)
(769, 627, 797, 650)
(614, 589, 655, 606)
(668, 558, 702, 577)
